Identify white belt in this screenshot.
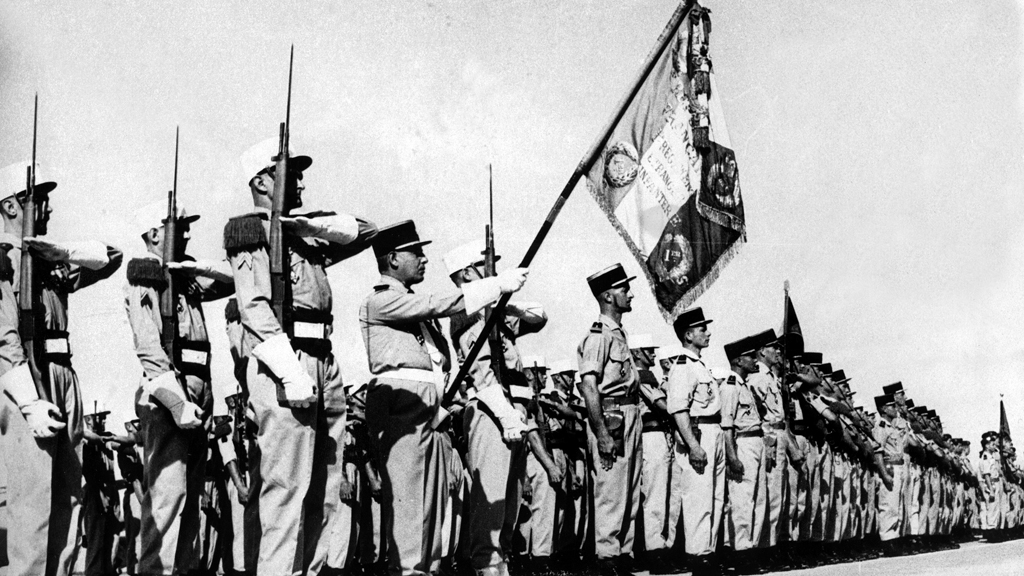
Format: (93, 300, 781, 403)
(45, 338, 70, 355)
(377, 368, 438, 383)
(293, 321, 329, 340)
(180, 349, 209, 365)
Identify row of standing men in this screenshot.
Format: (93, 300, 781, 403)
(0, 142, 1019, 576)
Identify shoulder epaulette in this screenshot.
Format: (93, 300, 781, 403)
(590, 321, 603, 334)
(224, 298, 240, 323)
(223, 213, 268, 251)
(126, 258, 165, 287)
(374, 283, 390, 292)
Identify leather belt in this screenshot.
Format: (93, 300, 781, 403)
(602, 395, 639, 408)
(736, 429, 764, 438)
(767, 421, 787, 430)
(177, 340, 211, 379)
(642, 420, 669, 433)
(692, 415, 722, 425)
(377, 368, 437, 383)
(289, 308, 332, 356)
(293, 321, 329, 340)
(884, 456, 905, 465)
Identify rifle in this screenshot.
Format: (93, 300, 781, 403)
(19, 94, 51, 404)
(483, 164, 504, 390)
(160, 128, 180, 364)
(225, 391, 249, 471)
(269, 46, 295, 331)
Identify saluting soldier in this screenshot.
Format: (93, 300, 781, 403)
(576, 264, 642, 576)
(225, 139, 377, 575)
(125, 200, 231, 576)
(443, 240, 544, 576)
(666, 308, 723, 576)
(719, 335, 769, 571)
(0, 160, 123, 576)
(360, 220, 527, 576)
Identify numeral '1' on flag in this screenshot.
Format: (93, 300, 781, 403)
(585, 2, 745, 320)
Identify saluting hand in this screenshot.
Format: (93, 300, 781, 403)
(279, 216, 320, 237)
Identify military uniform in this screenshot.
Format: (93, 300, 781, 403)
(665, 309, 725, 561)
(873, 394, 907, 543)
(126, 205, 231, 576)
(720, 336, 768, 553)
(225, 162, 376, 576)
(0, 162, 122, 576)
(444, 240, 547, 575)
(746, 332, 787, 548)
(637, 357, 679, 557)
(577, 312, 641, 562)
(361, 220, 522, 576)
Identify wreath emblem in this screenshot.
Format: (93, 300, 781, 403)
(603, 141, 640, 188)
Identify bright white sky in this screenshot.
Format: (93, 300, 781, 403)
(1, 0, 1022, 450)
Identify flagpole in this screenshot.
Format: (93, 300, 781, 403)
(442, 0, 697, 407)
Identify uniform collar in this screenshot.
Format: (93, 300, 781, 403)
(728, 369, 746, 385)
(598, 314, 623, 332)
(680, 347, 701, 362)
(374, 274, 410, 294)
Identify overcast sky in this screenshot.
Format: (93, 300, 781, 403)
(1, 0, 1022, 451)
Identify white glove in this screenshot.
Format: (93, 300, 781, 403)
(461, 268, 529, 316)
(496, 267, 529, 293)
(280, 214, 359, 244)
(145, 371, 203, 429)
(166, 259, 233, 283)
(476, 384, 527, 444)
(251, 333, 317, 408)
(1, 364, 65, 438)
(23, 238, 110, 270)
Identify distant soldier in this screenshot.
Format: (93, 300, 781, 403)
(542, 360, 588, 561)
(666, 307, 722, 576)
(873, 394, 907, 556)
(979, 431, 1003, 541)
(81, 409, 124, 576)
(360, 220, 527, 576)
(631, 334, 679, 575)
(226, 139, 377, 575)
(719, 334, 769, 571)
(125, 199, 232, 576)
(0, 161, 122, 576)
(746, 330, 790, 552)
(576, 264, 642, 576)
(517, 356, 565, 571)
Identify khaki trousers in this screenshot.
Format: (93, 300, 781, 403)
(640, 430, 681, 551)
(877, 463, 905, 541)
(366, 376, 448, 576)
(725, 435, 766, 551)
(0, 363, 83, 576)
(248, 352, 346, 576)
(586, 404, 642, 559)
(464, 399, 524, 567)
(677, 423, 726, 556)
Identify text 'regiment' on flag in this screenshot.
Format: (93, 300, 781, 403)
(585, 2, 745, 320)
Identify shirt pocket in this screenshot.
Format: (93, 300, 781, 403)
(605, 346, 631, 389)
(692, 372, 714, 408)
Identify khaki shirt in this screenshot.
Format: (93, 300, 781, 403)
(124, 255, 232, 380)
(228, 209, 377, 352)
(456, 304, 546, 394)
(720, 371, 761, 433)
(0, 277, 25, 377)
(747, 361, 784, 425)
(360, 275, 466, 375)
(665, 347, 719, 417)
(576, 314, 638, 397)
(873, 418, 906, 460)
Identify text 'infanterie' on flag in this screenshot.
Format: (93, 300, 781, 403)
(585, 2, 745, 321)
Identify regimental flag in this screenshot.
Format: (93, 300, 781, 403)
(783, 288, 804, 360)
(1001, 399, 1012, 440)
(586, 1, 745, 320)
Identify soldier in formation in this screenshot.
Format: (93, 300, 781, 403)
(0, 148, 1020, 576)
